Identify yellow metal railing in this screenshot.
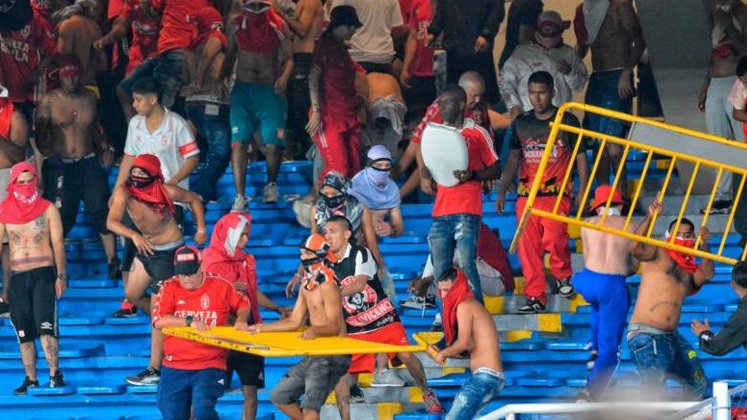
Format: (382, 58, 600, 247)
(509, 102, 747, 265)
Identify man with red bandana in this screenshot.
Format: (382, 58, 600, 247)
(35, 54, 119, 279)
(627, 200, 714, 399)
(223, 0, 293, 210)
(0, 84, 31, 311)
(0, 162, 67, 395)
(107, 153, 207, 386)
(201, 212, 289, 420)
(307, 5, 367, 184)
(53, 0, 108, 92)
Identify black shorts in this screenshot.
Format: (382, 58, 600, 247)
(8, 266, 58, 344)
(121, 207, 185, 273)
(226, 351, 265, 389)
(41, 155, 111, 237)
(135, 243, 181, 293)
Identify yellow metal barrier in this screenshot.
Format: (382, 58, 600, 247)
(163, 326, 426, 357)
(509, 102, 747, 265)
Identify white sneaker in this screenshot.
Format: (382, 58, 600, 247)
(263, 182, 279, 204)
(231, 195, 247, 213)
(371, 368, 406, 387)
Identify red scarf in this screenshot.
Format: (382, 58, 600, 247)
(666, 235, 700, 274)
(202, 212, 261, 324)
(0, 98, 13, 140)
(477, 223, 515, 291)
(442, 271, 474, 346)
(234, 8, 284, 54)
(126, 154, 176, 217)
(0, 162, 51, 224)
(191, 6, 227, 50)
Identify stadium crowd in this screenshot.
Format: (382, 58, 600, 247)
(2, 0, 747, 418)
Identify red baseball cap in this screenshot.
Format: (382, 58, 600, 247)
(590, 185, 623, 212)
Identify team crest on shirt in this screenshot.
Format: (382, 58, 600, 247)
(200, 294, 210, 310)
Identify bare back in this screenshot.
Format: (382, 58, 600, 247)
(44, 89, 99, 159)
(58, 16, 104, 85)
(292, 0, 323, 53)
(300, 281, 347, 337)
(459, 299, 503, 373)
(0, 110, 29, 169)
(590, 0, 640, 72)
(5, 208, 55, 271)
(120, 187, 182, 246)
(368, 72, 404, 103)
(630, 248, 692, 331)
(581, 215, 634, 275)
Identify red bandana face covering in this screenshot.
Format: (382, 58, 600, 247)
(0, 97, 13, 140)
(442, 271, 474, 346)
(666, 231, 700, 274)
(234, 6, 284, 54)
(125, 154, 176, 217)
(0, 162, 51, 224)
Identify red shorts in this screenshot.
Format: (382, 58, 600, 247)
(348, 322, 410, 374)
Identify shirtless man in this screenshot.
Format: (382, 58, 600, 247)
(34, 54, 119, 278)
(0, 84, 31, 307)
(575, 185, 637, 401)
(364, 72, 406, 158)
(182, 6, 231, 203)
(53, 0, 108, 91)
(627, 200, 713, 399)
(575, 0, 645, 196)
(224, 0, 293, 209)
(0, 162, 67, 395)
(276, 0, 324, 159)
(250, 233, 350, 420)
(434, 269, 505, 419)
(107, 153, 207, 386)
(697, 0, 747, 214)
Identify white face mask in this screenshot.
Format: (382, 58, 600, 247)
(597, 207, 622, 216)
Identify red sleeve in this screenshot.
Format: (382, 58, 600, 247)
(32, 17, 57, 56)
(152, 280, 176, 327)
(121, 0, 133, 20)
(228, 284, 250, 313)
(313, 40, 328, 69)
(473, 127, 498, 167)
(411, 101, 440, 145)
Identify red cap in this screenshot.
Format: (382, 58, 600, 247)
(590, 185, 623, 212)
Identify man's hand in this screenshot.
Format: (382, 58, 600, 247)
(453, 169, 474, 184)
(277, 307, 292, 319)
(392, 58, 403, 77)
(180, 82, 200, 97)
(574, 193, 585, 213)
(234, 320, 250, 332)
(697, 89, 707, 112)
(400, 68, 412, 89)
(300, 328, 317, 340)
(306, 109, 322, 136)
(132, 233, 155, 256)
(690, 319, 711, 336)
(555, 59, 571, 75)
(434, 350, 447, 365)
(474, 36, 489, 53)
(100, 149, 115, 169)
(509, 106, 523, 121)
(93, 36, 110, 51)
(194, 231, 208, 246)
(496, 193, 507, 214)
(274, 76, 288, 96)
(375, 221, 394, 237)
(247, 324, 261, 334)
(55, 278, 66, 299)
(286, 275, 300, 297)
(191, 320, 210, 331)
(699, 227, 711, 248)
(647, 199, 663, 217)
(425, 33, 436, 48)
(408, 277, 433, 297)
(618, 71, 635, 99)
(234, 281, 248, 295)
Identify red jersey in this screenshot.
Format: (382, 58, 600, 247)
(122, 0, 160, 74)
(313, 33, 364, 122)
(433, 120, 498, 217)
(153, 275, 250, 371)
(411, 100, 491, 145)
(152, 0, 206, 55)
(407, 0, 433, 77)
(398, 0, 411, 26)
(510, 110, 584, 197)
(0, 14, 57, 102)
(108, 0, 125, 19)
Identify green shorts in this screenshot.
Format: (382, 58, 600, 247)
(230, 81, 287, 148)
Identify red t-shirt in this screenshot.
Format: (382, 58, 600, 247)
(152, 275, 250, 371)
(407, 0, 433, 77)
(411, 100, 491, 145)
(0, 14, 57, 103)
(313, 33, 365, 122)
(398, 0, 411, 26)
(432, 120, 498, 217)
(108, 0, 124, 20)
(122, 0, 160, 74)
(153, 0, 206, 55)
(510, 110, 584, 197)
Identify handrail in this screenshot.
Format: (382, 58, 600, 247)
(478, 402, 700, 420)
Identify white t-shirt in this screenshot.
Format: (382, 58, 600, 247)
(729, 78, 747, 111)
(336, 0, 404, 64)
(124, 108, 199, 190)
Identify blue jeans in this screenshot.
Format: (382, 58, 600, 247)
(428, 214, 482, 302)
(158, 366, 225, 420)
(120, 49, 184, 108)
(627, 324, 708, 400)
(447, 368, 505, 420)
(574, 269, 629, 398)
(186, 101, 231, 202)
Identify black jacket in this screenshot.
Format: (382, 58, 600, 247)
(428, 0, 505, 54)
(699, 295, 747, 356)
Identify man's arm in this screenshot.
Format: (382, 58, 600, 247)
(275, 29, 294, 94)
(496, 149, 521, 214)
(621, 1, 645, 72)
(427, 0, 444, 38)
(48, 206, 67, 298)
(696, 310, 747, 356)
(115, 154, 135, 189)
(254, 289, 308, 332)
(400, 25, 418, 87)
(106, 187, 140, 239)
(33, 94, 53, 156)
(694, 228, 714, 287)
(193, 38, 224, 91)
(166, 155, 199, 186)
(9, 110, 30, 149)
(167, 185, 207, 240)
(279, 0, 318, 37)
(95, 14, 132, 49)
(438, 303, 474, 358)
(340, 275, 369, 297)
(498, 58, 523, 119)
(474, 161, 501, 182)
(564, 49, 589, 91)
(629, 201, 661, 261)
(362, 209, 385, 267)
(480, 0, 505, 43)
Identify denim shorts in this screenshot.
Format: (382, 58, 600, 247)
(270, 355, 351, 410)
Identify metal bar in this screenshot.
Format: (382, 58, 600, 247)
(552, 129, 585, 214)
(623, 150, 654, 232)
(696, 167, 724, 250)
(719, 173, 746, 256)
(479, 402, 700, 420)
(577, 137, 608, 221)
(600, 143, 631, 226)
(646, 156, 678, 239)
(668, 161, 701, 255)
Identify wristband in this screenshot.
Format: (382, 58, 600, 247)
(57, 272, 68, 281)
(699, 331, 713, 342)
(185, 315, 193, 327)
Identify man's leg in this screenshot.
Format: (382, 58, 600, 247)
(32, 267, 60, 379)
(515, 197, 548, 306)
(344, 124, 363, 178)
(153, 50, 184, 109)
(671, 332, 708, 400)
(124, 259, 152, 313)
(241, 385, 259, 420)
(301, 356, 352, 420)
(446, 371, 505, 420)
(157, 366, 192, 420)
(574, 271, 600, 373)
(191, 368, 224, 420)
(270, 358, 312, 420)
(541, 197, 574, 296)
(627, 332, 672, 397)
(83, 158, 119, 273)
(453, 214, 482, 302)
(427, 216, 456, 283)
(333, 374, 351, 420)
(19, 341, 38, 381)
(230, 83, 257, 209)
(189, 106, 231, 202)
(313, 121, 352, 184)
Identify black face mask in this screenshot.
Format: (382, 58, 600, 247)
(128, 175, 156, 189)
(301, 256, 323, 272)
(322, 193, 346, 209)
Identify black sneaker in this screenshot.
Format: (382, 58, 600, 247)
(556, 278, 576, 299)
(113, 307, 137, 318)
(0, 298, 9, 317)
(50, 370, 65, 387)
(431, 313, 443, 332)
(586, 350, 598, 371)
(13, 376, 39, 395)
(701, 200, 732, 215)
(518, 297, 546, 314)
(108, 257, 122, 279)
(125, 367, 160, 386)
(350, 384, 366, 403)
